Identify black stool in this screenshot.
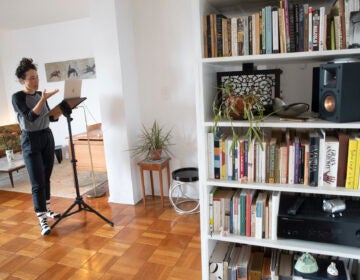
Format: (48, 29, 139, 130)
(54, 145, 63, 163)
(169, 167, 199, 214)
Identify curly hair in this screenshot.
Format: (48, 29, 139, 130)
(15, 58, 37, 80)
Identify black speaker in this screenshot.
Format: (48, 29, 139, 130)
(312, 67, 320, 113)
(319, 62, 360, 122)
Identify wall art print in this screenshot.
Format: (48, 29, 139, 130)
(45, 57, 96, 82)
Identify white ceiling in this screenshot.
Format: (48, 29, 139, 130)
(0, 0, 90, 31)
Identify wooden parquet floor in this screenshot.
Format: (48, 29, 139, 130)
(0, 191, 202, 279)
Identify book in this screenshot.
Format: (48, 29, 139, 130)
(209, 241, 231, 280)
(345, 137, 358, 189)
(308, 6, 313, 51)
(245, 189, 256, 237)
(278, 253, 293, 280)
(354, 137, 360, 189)
(270, 191, 281, 240)
(207, 132, 215, 179)
(237, 17, 245, 56)
(239, 189, 247, 236)
(237, 245, 252, 280)
(309, 131, 320, 186)
(265, 6, 273, 54)
(262, 257, 271, 280)
(312, 8, 320, 51)
(318, 129, 326, 187)
(231, 17, 238, 56)
(214, 133, 221, 179)
(255, 192, 268, 239)
(213, 188, 235, 233)
(249, 252, 264, 280)
(209, 187, 218, 235)
(323, 136, 339, 187)
(337, 132, 350, 187)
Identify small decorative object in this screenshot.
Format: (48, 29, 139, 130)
(327, 262, 339, 276)
(131, 120, 173, 160)
(323, 199, 346, 214)
(272, 97, 310, 118)
(294, 253, 319, 274)
(5, 149, 14, 162)
(0, 129, 21, 160)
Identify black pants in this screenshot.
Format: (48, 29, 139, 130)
(21, 128, 55, 213)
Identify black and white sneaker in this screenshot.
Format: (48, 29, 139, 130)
(37, 213, 51, 236)
(46, 210, 60, 219)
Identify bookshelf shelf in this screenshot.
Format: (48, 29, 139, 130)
(202, 48, 360, 66)
(204, 116, 360, 129)
(206, 179, 360, 197)
(209, 234, 360, 260)
(196, 0, 360, 279)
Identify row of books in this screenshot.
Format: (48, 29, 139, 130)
(209, 242, 353, 280)
(209, 187, 280, 239)
(207, 129, 360, 189)
(202, 0, 360, 58)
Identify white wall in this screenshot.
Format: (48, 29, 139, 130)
(0, 0, 199, 204)
(131, 0, 198, 195)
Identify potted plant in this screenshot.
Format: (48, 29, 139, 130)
(0, 131, 21, 162)
(131, 120, 173, 160)
(212, 82, 267, 151)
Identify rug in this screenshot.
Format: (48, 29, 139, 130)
(0, 159, 108, 198)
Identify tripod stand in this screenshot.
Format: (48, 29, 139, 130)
(50, 98, 114, 229)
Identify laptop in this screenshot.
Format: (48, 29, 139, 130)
(64, 79, 82, 99)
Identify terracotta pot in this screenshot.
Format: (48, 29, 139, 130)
(149, 149, 162, 160)
(226, 95, 245, 120)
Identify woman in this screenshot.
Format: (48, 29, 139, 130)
(12, 58, 60, 235)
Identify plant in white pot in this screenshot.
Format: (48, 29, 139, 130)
(131, 120, 173, 160)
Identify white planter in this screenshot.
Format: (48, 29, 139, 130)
(5, 150, 14, 162)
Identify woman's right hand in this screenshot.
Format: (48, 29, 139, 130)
(42, 89, 59, 100)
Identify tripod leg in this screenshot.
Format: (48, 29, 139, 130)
(81, 200, 114, 226)
(51, 200, 80, 229)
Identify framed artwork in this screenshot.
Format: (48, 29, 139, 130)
(45, 57, 96, 82)
(216, 68, 282, 112)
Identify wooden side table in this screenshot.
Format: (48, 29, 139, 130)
(137, 157, 171, 207)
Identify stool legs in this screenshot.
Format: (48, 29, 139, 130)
(150, 171, 155, 199)
(159, 169, 164, 208)
(139, 167, 146, 207)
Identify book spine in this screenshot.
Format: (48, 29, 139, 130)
(309, 134, 319, 186)
(294, 4, 300, 51)
(237, 17, 245, 56)
(288, 144, 295, 184)
(240, 193, 246, 236)
(283, 0, 291, 52)
(220, 138, 226, 180)
(346, 140, 356, 186)
(207, 132, 214, 179)
(244, 139, 248, 178)
(319, 6, 326, 51)
(246, 191, 253, 237)
(308, 6, 313, 51)
(353, 139, 360, 189)
(231, 17, 238, 56)
(298, 4, 305, 52)
(303, 142, 309, 185)
(272, 8, 279, 53)
(312, 9, 320, 51)
(214, 137, 220, 179)
(265, 6, 273, 54)
(324, 140, 339, 187)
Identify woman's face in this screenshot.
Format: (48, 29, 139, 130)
(21, 69, 39, 93)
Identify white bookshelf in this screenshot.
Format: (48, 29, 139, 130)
(195, 0, 360, 279)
